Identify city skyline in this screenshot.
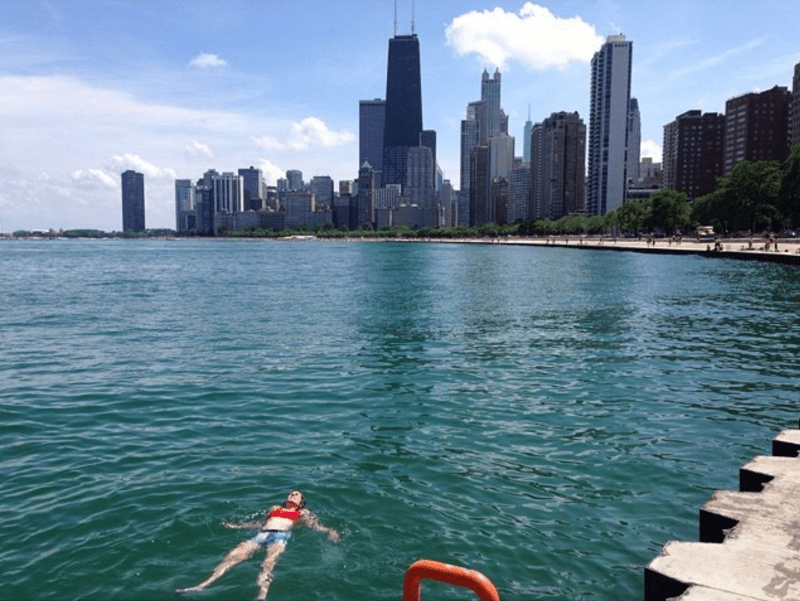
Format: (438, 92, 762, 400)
(2, 1, 799, 232)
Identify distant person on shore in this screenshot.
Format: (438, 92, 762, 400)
(177, 490, 339, 600)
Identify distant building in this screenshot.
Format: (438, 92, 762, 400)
(523, 114, 533, 163)
(339, 180, 354, 196)
(175, 179, 196, 233)
(529, 122, 544, 219)
(792, 62, 800, 148)
(627, 98, 641, 182)
(459, 101, 482, 223)
(663, 110, 725, 200)
(238, 166, 264, 211)
(637, 158, 663, 188)
(381, 34, 423, 187)
(469, 145, 490, 226)
(419, 129, 437, 187)
(357, 161, 377, 228)
(441, 179, 456, 227)
(405, 145, 437, 227)
(286, 169, 304, 191)
(311, 175, 334, 207)
(723, 86, 791, 175)
(359, 99, 385, 187)
(481, 68, 502, 143)
(587, 34, 633, 215)
(121, 170, 145, 232)
(212, 172, 244, 215)
(534, 112, 586, 219)
(508, 160, 531, 223)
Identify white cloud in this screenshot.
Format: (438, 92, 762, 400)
(189, 53, 227, 69)
(106, 154, 177, 180)
(445, 2, 604, 71)
(253, 117, 355, 152)
(253, 134, 285, 151)
(70, 168, 118, 188)
(185, 140, 214, 159)
(641, 140, 662, 164)
(258, 159, 284, 185)
(288, 117, 355, 150)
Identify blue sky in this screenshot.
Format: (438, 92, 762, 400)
(1, 1, 798, 232)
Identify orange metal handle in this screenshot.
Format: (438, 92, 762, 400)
(403, 559, 500, 601)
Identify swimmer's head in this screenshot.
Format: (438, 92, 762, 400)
(286, 490, 305, 509)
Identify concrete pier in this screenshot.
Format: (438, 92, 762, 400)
(645, 420, 800, 601)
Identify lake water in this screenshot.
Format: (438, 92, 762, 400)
(1, 239, 798, 600)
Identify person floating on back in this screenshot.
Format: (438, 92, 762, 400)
(177, 490, 339, 600)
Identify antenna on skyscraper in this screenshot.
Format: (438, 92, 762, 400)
(393, 0, 397, 36)
(528, 103, 531, 120)
(411, 0, 415, 34)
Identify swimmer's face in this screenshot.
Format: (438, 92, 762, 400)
(286, 491, 303, 508)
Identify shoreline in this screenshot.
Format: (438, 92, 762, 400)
(5, 234, 800, 265)
(338, 235, 800, 266)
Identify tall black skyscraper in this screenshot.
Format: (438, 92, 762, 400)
(381, 34, 423, 187)
(121, 170, 145, 232)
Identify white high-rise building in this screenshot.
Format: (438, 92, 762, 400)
(212, 172, 244, 215)
(587, 34, 632, 215)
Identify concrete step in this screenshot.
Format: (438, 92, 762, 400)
(645, 425, 800, 601)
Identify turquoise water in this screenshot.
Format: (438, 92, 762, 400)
(1, 239, 798, 601)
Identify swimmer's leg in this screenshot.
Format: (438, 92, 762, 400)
(255, 541, 287, 600)
(177, 540, 259, 593)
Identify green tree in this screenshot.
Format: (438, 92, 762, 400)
(650, 189, 691, 234)
(616, 198, 651, 236)
(711, 161, 781, 233)
(778, 142, 800, 228)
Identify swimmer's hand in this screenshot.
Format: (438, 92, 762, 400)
(328, 530, 340, 542)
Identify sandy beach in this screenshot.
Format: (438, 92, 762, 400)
(400, 235, 800, 265)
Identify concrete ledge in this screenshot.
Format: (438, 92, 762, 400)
(773, 430, 800, 458)
(645, 424, 800, 601)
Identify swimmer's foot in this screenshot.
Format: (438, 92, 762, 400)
(176, 585, 204, 594)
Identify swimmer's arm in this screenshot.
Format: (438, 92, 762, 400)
(301, 510, 340, 541)
(224, 507, 279, 529)
(223, 521, 259, 529)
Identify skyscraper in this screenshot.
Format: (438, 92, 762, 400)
(212, 172, 244, 215)
(357, 161, 376, 228)
(536, 112, 586, 219)
(723, 86, 790, 175)
(627, 98, 641, 182)
(792, 62, 800, 148)
(419, 129, 437, 188)
(469, 145, 490, 226)
(359, 99, 385, 187)
(529, 122, 544, 219)
(238, 166, 264, 211)
(121, 170, 145, 232)
(481, 68, 501, 143)
(523, 110, 533, 164)
(175, 179, 196, 233)
(286, 170, 304, 191)
(460, 101, 482, 202)
(405, 145, 436, 226)
(663, 110, 725, 201)
(587, 34, 632, 215)
(311, 175, 334, 206)
(381, 34, 423, 187)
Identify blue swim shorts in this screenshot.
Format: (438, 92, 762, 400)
(250, 530, 291, 548)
